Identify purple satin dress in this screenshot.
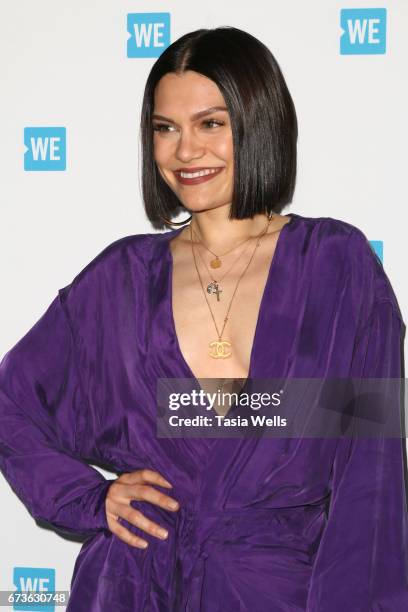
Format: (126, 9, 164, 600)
(1, 213, 408, 610)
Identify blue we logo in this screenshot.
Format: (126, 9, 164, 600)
(24, 127, 66, 171)
(369, 240, 383, 263)
(340, 8, 387, 55)
(13, 567, 55, 612)
(127, 13, 170, 58)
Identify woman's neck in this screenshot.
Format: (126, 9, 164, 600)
(188, 209, 274, 252)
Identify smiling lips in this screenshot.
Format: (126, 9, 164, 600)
(173, 167, 224, 185)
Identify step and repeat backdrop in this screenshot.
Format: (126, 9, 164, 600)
(1, 1, 407, 609)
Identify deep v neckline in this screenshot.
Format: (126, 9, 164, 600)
(164, 213, 298, 392)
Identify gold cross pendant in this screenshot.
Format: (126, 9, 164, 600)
(207, 281, 223, 302)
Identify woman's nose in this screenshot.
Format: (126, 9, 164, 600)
(175, 129, 205, 161)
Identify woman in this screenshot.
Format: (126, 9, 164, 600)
(1, 26, 407, 611)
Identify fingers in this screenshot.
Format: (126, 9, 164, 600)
(133, 483, 180, 511)
(105, 469, 180, 548)
(115, 471, 180, 512)
(119, 469, 173, 489)
(126, 507, 169, 541)
(106, 504, 170, 549)
(110, 517, 149, 549)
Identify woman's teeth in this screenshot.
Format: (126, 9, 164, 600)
(179, 168, 220, 178)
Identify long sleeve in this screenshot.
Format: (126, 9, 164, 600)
(306, 298, 408, 610)
(0, 291, 113, 539)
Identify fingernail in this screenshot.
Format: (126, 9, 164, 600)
(163, 480, 173, 487)
(168, 500, 179, 510)
(158, 528, 168, 539)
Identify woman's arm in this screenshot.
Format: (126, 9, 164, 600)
(306, 298, 408, 610)
(0, 292, 113, 539)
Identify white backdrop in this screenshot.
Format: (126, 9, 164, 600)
(1, 1, 407, 606)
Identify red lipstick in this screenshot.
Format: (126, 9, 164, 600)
(173, 167, 224, 186)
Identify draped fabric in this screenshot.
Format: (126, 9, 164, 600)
(0, 213, 407, 610)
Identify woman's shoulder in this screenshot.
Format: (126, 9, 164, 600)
(58, 230, 168, 306)
(295, 212, 379, 261)
(295, 213, 403, 322)
(293, 212, 367, 240)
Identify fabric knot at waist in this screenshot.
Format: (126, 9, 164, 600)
(127, 500, 327, 609)
(169, 504, 325, 610)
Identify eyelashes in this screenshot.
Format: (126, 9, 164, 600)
(152, 119, 225, 133)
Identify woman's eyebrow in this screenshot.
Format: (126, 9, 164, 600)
(152, 106, 228, 122)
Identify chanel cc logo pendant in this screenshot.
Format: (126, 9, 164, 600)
(209, 340, 232, 359)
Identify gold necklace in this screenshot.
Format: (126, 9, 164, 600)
(192, 225, 256, 269)
(193, 231, 254, 302)
(192, 213, 275, 301)
(190, 214, 273, 359)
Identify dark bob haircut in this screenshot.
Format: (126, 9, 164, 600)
(140, 26, 298, 230)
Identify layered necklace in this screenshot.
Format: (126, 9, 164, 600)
(191, 225, 254, 302)
(190, 212, 274, 359)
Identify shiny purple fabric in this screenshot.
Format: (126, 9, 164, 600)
(1, 213, 408, 610)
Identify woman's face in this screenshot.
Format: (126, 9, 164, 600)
(152, 70, 234, 213)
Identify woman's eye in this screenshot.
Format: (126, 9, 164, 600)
(202, 119, 224, 128)
(153, 124, 175, 133)
(152, 119, 224, 133)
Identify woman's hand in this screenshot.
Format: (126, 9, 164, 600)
(105, 469, 180, 548)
